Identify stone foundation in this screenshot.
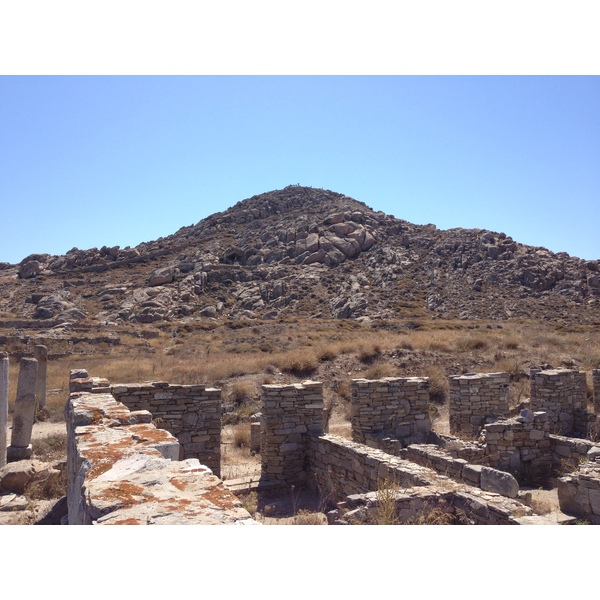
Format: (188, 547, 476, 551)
(448, 372, 509, 436)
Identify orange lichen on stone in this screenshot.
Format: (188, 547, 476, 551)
(200, 485, 239, 510)
(96, 482, 146, 507)
(83, 442, 160, 480)
(169, 476, 190, 491)
(110, 518, 143, 525)
(163, 498, 194, 512)
(129, 423, 176, 444)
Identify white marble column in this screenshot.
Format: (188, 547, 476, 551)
(0, 352, 8, 468)
(7, 357, 38, 462)
(34, 344, 48, 409)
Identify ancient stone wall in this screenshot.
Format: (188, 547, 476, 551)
(448, 372, 509, 436)
(307, 434, 528, 523)
(307, 433, 435, 499)
(482, 410, 552, 477)
(351, 377, 431, 447)
(530, 368, 587, 436)
(111, 381, 221, 476)
(260, 381, 324, 486)
(65, 371, 255, 525)
(550, 434, 599, 473)
(558, 460, 600, 524)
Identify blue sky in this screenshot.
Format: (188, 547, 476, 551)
(1, 75, 599, 264)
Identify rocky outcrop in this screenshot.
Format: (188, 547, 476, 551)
(1, 185, 598, 326)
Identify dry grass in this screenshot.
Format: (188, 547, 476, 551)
(276, 349, 319, 377)
(362, 363, 397, 379)
(33, 432, 68, 462)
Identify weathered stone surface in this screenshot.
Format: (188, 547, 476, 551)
(66, 383, 257, 525)
(480, 466, 519, 498)
(0, 461, 36, 494)
(0, 493, 29, 512)
(148, 267, 174, 287)
(18, 260, 41, 279)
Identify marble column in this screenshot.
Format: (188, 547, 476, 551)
(0, 352, 8, 468)
(7, 357, 38, 462)
(34, 344, 48, 409)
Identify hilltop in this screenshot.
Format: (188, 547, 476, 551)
(1, 185, 598, 331)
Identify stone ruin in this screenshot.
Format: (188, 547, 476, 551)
(2, 351, 600, 524)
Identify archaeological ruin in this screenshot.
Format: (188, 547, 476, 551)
(57, 365, 600, 525)
(2, 351, 600, 524)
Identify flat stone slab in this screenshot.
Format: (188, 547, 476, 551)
(0, 492, 29, 512)
(86, 456, 259, 525)
(514, 511, 577, 525)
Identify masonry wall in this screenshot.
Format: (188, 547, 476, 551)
(351, 377, 431, 447)
(550, 434, 599, 473)
(66, 371, 255, 525)
(558, 460, 600, 524)
(449, 372, 509, 436)
(307, 433, 435, 500)
(530, 369, 587, 436)
(307, 434, 528, 524)
(111, 381, 221, 476)
(260, 381, 324, 486)
(482, 410, 552, 477)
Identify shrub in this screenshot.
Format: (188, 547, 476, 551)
(363, 363, 396, 379)
(358, 344, 382, 364)
(228, 380, 257, 405)
(239, 491, 258, 515)
(423, 365, 448, 404)
(277, 350, 318, 377)
(232, 423, 251, 449)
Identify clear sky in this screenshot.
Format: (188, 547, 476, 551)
(1, 75, 599, 265)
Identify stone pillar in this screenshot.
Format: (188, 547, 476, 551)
(250, 421, 261, 453)
(7, 357, 38, 462)
(593, 369, 600, 413)
(260, 381, 324, 486)
(0, 352, 8, 468)
(34, 344, 48, 409)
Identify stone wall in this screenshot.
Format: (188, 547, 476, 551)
(308, 433, 435, 499)
(530, 368, 587, 436)
(260, 381, 324, 486)
(558, 459, 600, 524)
(351, 377, 431, 447)
(111, 381, 221, 476)
(482, 410, 552, 477)
(448, 372, 509, 436)
(550, 434, 599, 473)
(66, 371, 255, 525)
(308, 434, 529, 524)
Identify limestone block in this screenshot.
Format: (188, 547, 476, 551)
(480, 466, 519, 498)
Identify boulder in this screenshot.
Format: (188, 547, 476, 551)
(0, 461, 36, 494)
(18, 260, 41, 279)
(148, 267, 174, 287)
(480, 466, 519, 498)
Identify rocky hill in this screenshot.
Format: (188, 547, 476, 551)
(1, 185, 599, 330)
